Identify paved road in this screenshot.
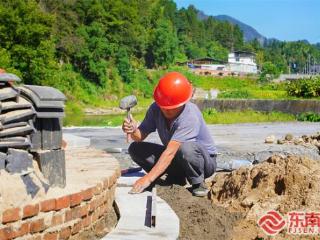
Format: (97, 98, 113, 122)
(64, 122, 320, 168)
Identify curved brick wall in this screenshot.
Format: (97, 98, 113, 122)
(0, 148, 121, 240)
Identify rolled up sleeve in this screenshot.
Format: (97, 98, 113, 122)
(138, 106, 156, 135)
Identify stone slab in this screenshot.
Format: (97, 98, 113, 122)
(18, 86, 65, 109)
(0, 87, 19, 101)
(5, 148, 33, 173)
(30, 119, 41, 150)
(2, 121, 28, 129)
(1, 97, 32, 111)
(42, 118, 62, 150)
(0, 152, 6, 170)
(21, 174, 40, 198)
(1, 108, 35, 124)
(35, 110, 65, 118)
(0, 125, 34, 138)
(103, 187, 179, 240)
(33, 149, 66, 188)
(23, 85, 66, 101)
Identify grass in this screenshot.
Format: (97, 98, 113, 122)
(202, 109, 296, 124)
(64, 108, 296, 127)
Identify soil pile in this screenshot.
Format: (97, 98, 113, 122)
(157, 185, 243, 240)
(210, 155, 320, 239)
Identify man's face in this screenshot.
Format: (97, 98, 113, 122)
(160, 105, 184, 120)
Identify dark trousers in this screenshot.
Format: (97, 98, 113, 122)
(128, 141, 217, 185)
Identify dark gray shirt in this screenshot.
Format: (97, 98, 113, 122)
(139, 102, 217, 155)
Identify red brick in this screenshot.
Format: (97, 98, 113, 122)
(93, 183, 103, 195)
(40, 199, 56, 212)
(12, 222, 30, 238)
(43, 232, 58, 240)
(69, 193, 82, 207)
(2, 208, 20, 223)
(71, 221, 81, 235)
(30, 218, 45, 233)
(1, 225, 30, 240)
(81, 188, 93, 201)
(71, 206, 81, 220)
(59, 226, 71, 240)
(81, 215, 91, 228)
(91, 209, 99, 223)
(80, 205, 89, 217)
(55, 196, 70, 210)
(23, 204, 39, 219)
(0, 226, 12, 240)
(96, 195, 104, 207)
(64, 210, 72, 223)
(89, 199, 97, 213)
(51, 214, 63, 227)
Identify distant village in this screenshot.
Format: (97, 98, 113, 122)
(179, 51, 258, 76)
(180, 51, 320, 77)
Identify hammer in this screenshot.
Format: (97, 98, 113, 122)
(119, 95, 137, 142)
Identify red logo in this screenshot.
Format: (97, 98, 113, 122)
(258, 210, 286, 235)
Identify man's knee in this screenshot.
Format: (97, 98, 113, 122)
(128, 142, 139, 157)
(178, 142, 199, 159)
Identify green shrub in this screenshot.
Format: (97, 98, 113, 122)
(286, 77, 320, 98)
(297, 112, 320, 122)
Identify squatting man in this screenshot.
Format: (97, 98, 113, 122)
(122, 72, 217, 197)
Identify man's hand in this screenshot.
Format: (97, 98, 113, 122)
(122, 114, 138, 134)
(129, 175, 152, 194)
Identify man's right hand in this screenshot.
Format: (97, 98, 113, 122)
(122, 114, 138, 134)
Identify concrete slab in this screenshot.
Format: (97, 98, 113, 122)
(103, 187, 179, 240)
(63, 133, 90, 149)
(117, 170, 146, 186)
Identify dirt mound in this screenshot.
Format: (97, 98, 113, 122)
(210, 155, 320, 239)
(157, 185, 243, 240)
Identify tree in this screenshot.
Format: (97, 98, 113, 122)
(0, 0, 57, 84)
(207, 41, 228, 61)
(260, 61, 280, 82)
(148, 19, 178, 68)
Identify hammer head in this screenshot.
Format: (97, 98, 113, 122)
(119, 95, 137, 110)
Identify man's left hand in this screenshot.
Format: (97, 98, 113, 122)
(129, 175, 152, 194)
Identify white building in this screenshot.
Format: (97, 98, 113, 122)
(227, 51, 258, 74)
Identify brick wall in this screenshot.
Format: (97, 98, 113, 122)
(0, 168, 120, 240)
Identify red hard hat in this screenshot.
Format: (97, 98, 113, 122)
(153, 72, 193, 109)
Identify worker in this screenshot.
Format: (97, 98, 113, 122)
(122, 72, 217, 197)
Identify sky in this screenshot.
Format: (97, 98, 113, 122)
(174, 0, 320, 43)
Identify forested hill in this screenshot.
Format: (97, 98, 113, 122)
(0, 0, 319, 105)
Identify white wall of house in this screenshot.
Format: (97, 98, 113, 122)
(227, 52, 258, 74)
(200, 64, 226, 71)
(227, 63, 257, 74)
